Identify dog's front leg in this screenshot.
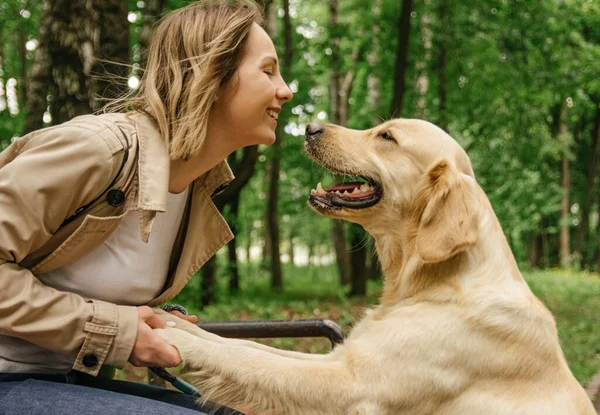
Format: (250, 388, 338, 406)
(155, 309, 332, 362)
(156, 328, 357, 415)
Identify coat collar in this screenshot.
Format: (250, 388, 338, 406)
(129, 112, 234, 241)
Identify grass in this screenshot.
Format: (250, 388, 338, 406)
(171, 264, 600, 387)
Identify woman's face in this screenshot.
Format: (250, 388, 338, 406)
(213, 23, 293, 147)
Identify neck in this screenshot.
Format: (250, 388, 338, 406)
(169, 122, 235, 194)
(369, 204, 527, 308)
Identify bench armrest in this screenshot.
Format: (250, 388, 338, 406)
(198, 318, 346, 347)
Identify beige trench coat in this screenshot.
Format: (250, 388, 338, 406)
(0, 112, 233, 376)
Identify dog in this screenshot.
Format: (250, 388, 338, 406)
(155, 119, 595, 414)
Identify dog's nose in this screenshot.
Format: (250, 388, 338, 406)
(305, 123, 324, 141)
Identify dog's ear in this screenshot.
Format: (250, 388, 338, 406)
(415, 160, 480, 263)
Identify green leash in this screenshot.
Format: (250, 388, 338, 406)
(149, 366, 201, 397)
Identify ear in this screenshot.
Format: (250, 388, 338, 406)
(416, 160, 480, 263)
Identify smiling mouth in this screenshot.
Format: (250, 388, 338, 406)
(309, 176, 382, 210)
(267, 109, 279, 120)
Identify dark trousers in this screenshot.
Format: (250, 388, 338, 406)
(0, 371, 243, 415)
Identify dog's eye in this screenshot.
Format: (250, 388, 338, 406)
(378, 131, 395, 142)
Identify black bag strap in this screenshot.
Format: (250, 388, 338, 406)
(63, 128, 129, 225)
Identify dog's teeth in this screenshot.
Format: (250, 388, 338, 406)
(316, 183, 325, 195)
(352, 188, 360, 194)
(311, 189, 316, 195)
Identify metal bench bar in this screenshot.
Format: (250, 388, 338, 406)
(198, 318, 347, 347)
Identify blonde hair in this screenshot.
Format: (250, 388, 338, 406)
(105, 0, 263, 160)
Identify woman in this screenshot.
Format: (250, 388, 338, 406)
(0, 0, 292, 413)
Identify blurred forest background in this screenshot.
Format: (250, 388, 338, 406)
(1, 0, 599, 299)
(1, 0, 600, 391)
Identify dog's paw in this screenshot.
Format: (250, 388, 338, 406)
(154, 327, 199, 361)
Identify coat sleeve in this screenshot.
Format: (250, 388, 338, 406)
(0, 125, 139, 376)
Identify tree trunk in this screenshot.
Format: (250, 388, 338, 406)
(437, 1, 448, 131)
(24, 0, 129, 132)
(266, 135, 283, 290)
(49, 0, 96, 125)
(201, 145, 258, 299)
(328, 0, 352, 286)
(227, 194, 241, 293)
(213, 145, 259, 293)
(288, 228, 296, 267)
(541, 221, 550, 268)
(559, 104, 571, 270)
(574, 106, 600, 268)
(23, 0, 53, 134)
(348, 225, 367, 296)
(18, 28, 29, 110)
(339, 27, 368, 297)
(390, 0, 413, 117)
(264, 0, 292, 291)
(92, 0, 130, 107)
(529, 232, 541, 268)
(201, 256, 217, 307)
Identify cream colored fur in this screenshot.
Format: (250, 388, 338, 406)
(155, 119, 595, 414)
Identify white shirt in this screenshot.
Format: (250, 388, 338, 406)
(38, 187, 190, 305)
(0, 187, 191, 374)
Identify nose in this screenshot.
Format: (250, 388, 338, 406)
(277, 76, 293, 104)
(305, 123, 324, 141)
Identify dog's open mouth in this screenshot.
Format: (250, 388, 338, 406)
(309, 176, 382, 210)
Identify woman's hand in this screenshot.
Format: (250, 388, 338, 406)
(129, 306, 182, 367)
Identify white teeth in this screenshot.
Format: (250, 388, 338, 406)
(312, 182, 374, 197)
(316, 183, 326, 195)
(267, 109, 279, 119)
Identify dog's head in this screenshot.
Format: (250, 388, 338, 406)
(305, 119, 481, 263)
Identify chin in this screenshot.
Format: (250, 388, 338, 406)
(256, 132, 277, 145)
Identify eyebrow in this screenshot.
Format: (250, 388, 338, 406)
(261, 56, 279, 66)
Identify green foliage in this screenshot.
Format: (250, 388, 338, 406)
(526, 270, 600, 383)
(0, 0, 41, 147)
(3, 0, 599, 266)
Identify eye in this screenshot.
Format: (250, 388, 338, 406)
(378, 131, 395, 142)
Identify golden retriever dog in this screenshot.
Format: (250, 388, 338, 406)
(155, 119, 595, 415)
